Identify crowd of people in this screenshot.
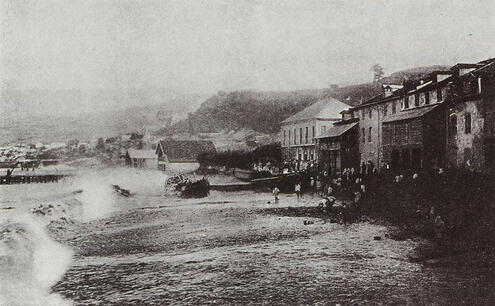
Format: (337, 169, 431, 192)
(269, 164, 457, 243)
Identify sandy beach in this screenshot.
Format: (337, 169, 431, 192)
(1, 169, 495, 305)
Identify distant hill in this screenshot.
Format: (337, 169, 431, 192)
(164, 65, 448, 136)
(0, 65, 451, 143)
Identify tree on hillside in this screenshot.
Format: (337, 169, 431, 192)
(371, 64, 385, 83)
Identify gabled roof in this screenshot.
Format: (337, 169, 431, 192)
(127, 149, 156, 159)
(383, 105, 439, 123)
(316, 122, 358, 139)
(281, 97, 349, 124)
(157, 140, 216, 162)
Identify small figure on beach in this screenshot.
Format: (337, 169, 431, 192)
(310, 177, 315, 195)
(315, 176, 322, 196)
(294, 182, 302, 201)
(434, 215, 446, 244)
(272, 186, 280, 203)
(429, 206, 436, 221)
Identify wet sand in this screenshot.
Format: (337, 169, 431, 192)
(2, 171, 495, 305)
(50, 191, 495, 305)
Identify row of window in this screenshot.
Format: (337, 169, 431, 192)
(282, 125, 317, 146)
(450, 113, 472, 135)
(357, 101, 399, 120)
(357, 87, 448, 120)
(361, 127, 372, 143)
(404, 87, 445, 109)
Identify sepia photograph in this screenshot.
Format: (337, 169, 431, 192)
(1, 0, 495, 305)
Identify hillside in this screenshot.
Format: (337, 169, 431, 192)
(164, 65, 451, 136)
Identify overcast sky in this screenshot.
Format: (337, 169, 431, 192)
(1, 0, 495, 94)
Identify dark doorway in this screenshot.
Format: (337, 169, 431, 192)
(391, 149, 400, 170)
(411, 148, 422, 170)
(401, 149, 411, 170)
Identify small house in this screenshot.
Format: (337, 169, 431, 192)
(124, 149, 157, 169)
(156, 139, 216, 172)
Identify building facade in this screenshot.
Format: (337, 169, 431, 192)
(280, 98, 349, 170)
(316, 119, 359, 175)
(445, 60, 495, 173)
(350, 71, 452, 172)
(156, 139, 216, 172)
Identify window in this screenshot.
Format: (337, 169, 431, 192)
(450, 115, 457, 135)
(312, 126, 315, 143)
(293, 128, 296, 144)
(465, 113, 472, 134)
(404, 96, 410, 109)
(437, 87, 443, 101)
(369, 108, 372, 119)
(321, 125, 326, 133)
(425, 91, 430, 105)
(392, 101, 397, 114)
(414, 93, 420, 107)
(305, 126, 309, 143)
(383, 104, 388, 116)
(368, 127, 372, 142)
(283, 130, 286, 146)
(299, 127, 303, 144)
(288, 130, 291, 145)
(362, 127, 365, 143)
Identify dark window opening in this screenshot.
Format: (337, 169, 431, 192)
(362, 127, 365, 143)
(425, 91, 430, 105)
(300, 127, 303, 144)
(368, 127, 372, 142)
(437, 88, 443, 101)
(369, 108, 372, 119)
(392, 102, 397, 114)
(305, 126, 308, 143)
(404, 96, 409, 109)
(414, 93, 420, 107)
(465, 113, 472, 134)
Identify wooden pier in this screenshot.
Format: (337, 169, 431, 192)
(0, 174, 71, 185)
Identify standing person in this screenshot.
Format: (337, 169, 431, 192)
(295, 182, 302, 201)
(434, 215, 446, 244)
(315, 176, 322, 196)
(327, 184, 334, 196)
(310, 177, 315, 195)
(272, 186, 280, 203)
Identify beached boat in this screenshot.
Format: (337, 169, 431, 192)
(234, 168, 273, 181)
(234, 168, 256, 181)
(180, 178, 210, 198)
(250, 172, 303, 192)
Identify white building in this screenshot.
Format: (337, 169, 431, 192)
(280, 97, 350, 169)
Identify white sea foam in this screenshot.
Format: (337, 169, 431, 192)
(0, 214, 73, 306)
(0, 167, 169, 305)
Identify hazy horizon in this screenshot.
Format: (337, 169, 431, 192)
(1, 0, 495, 115)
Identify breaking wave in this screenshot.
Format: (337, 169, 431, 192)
(0, 167, 168, 305)
(0, 215, 73, 306)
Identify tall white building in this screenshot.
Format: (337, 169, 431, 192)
(280, 97, 349, 169)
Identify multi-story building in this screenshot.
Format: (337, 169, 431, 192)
(351, 71, 453, 172)
(280, 97, 349, 169)
(316, 110, 360, 174)
(445, 59, 495, 172)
